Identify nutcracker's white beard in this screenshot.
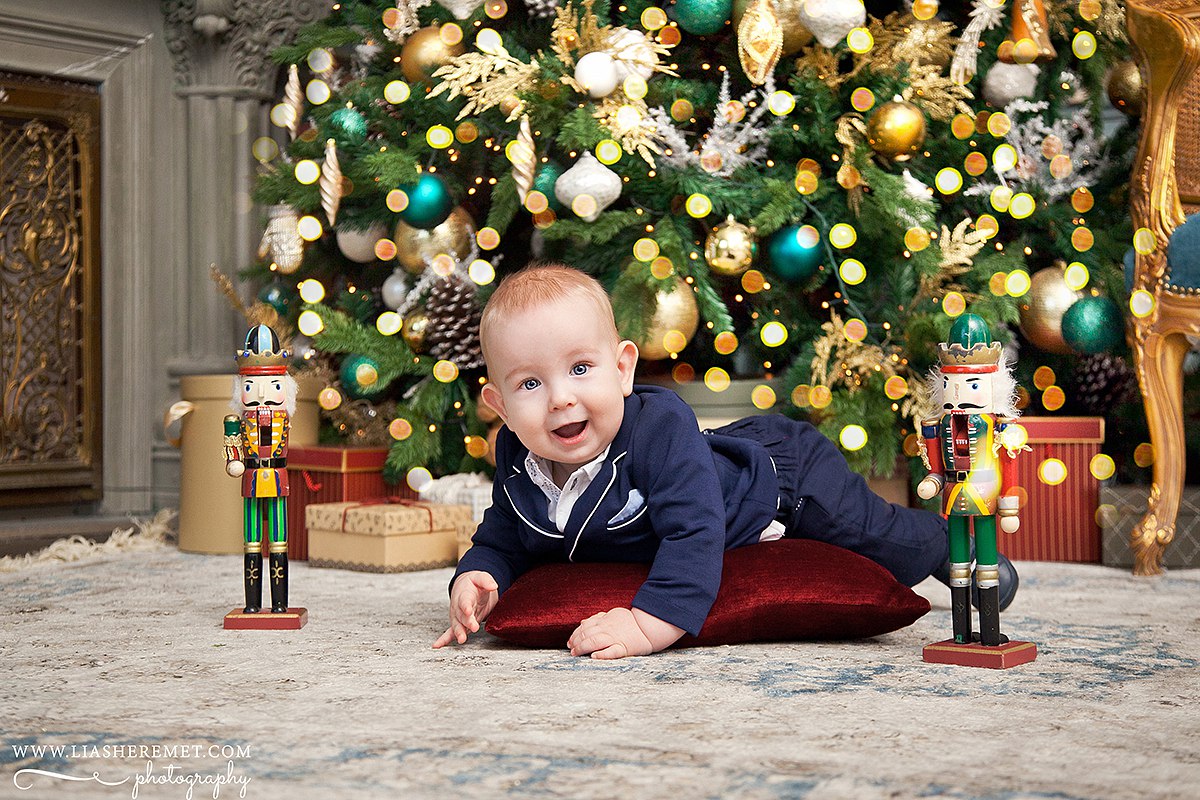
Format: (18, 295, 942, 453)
(230, 374, 299, 416)
(925, 366, 1020, 419)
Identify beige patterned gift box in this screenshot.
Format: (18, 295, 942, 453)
(306, 500, 474, 572)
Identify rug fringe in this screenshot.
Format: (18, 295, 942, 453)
(0, 509, 177, 573)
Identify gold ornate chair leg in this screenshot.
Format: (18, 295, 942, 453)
(1131, 329, 1189, 575)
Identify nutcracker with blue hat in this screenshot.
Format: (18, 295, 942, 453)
(918, 314, 1034, 668)
(223, 324, 306, 629)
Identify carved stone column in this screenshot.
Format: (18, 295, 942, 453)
(161, 0, 328, 374)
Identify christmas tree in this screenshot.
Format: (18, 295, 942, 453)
(245, 0, 1139, 486)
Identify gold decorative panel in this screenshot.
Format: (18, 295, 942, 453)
(0, 73, 102, 505)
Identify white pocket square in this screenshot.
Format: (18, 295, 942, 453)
(607, 490, 645, 526)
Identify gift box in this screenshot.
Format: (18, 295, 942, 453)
(1004, 416, 1105, 563)
(306, 499, 473, 572)
(417, 472, 493, 559)
(1099, 485, 1200, 569)
(285, 446, 413, 561)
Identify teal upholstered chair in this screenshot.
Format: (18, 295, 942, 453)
(1126, 1, 1200, 574)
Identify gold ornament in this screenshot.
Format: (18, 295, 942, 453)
(705, 216, 757, 277)
(734, 0, 812, 56)
(736, 0, 784, 86)
(500, 95, 523, 118)
(1106, 60, 1144, 117)
(284, 64, 303, 140)
(394, 206, 475, 276)
(402, 309, 430, 352)
(319, 138, 342, 227)
(636, 277, 700, 361)
(1018, 264, 1083, 354)
(866, 100, 927, 161)
(401, 25, 466, 84)
(998, 0, 1056, 65)
(259, 204, 304, 274)
(512, 115, 536, 204)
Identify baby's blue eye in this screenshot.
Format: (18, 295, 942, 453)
(571, 363, 589, 376)
(521, 378, 540, 391)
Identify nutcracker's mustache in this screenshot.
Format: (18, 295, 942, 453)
(945, 402, 986, 410)
(243, 399, 284, 407)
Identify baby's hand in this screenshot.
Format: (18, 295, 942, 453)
(432, 571, 498, 649)
(567, 607, 654, 660)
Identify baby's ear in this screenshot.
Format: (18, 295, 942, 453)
(616, 340, 638, 396)
(480, 382, 507, 421)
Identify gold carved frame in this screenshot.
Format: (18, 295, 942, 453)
(0, 73, 102, 505)
(1126, 2, 1200, 574)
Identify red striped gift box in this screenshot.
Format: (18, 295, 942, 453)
(1004, 417, 1105, 563)
(284, 446, 413, 560)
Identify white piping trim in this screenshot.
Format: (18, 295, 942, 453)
(503, 482, 563, 539)
(607, 504, 647, 530)
(568, 451, 625, 561)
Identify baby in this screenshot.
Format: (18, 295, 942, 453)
(433, 263, 952, 658)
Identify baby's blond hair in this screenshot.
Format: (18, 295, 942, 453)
(480, 262, 619, 366)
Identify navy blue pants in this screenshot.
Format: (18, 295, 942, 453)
(713, 415, 948, 587)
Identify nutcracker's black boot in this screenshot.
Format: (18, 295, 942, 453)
(243, 553, 262, 614)
(933, 540, 1020, 612)
(972, 554, 1020, 612)
(976, 586, 1008, 646)
(269, 552, 288, 613)
(951, 585, 973, 644)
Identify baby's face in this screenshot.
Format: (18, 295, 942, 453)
(481, 295, 637, 473)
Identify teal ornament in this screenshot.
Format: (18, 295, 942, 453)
(329, 106, 368, 143)
(340, 354, 385, 398)
(947, 313, 995, 349)
(533, 162, 565, 211)
(767, 225, 822, 283)
(1062, 296, 1124, 354)
(1166, 213, 1200, 289)
(674, 0, 732, 35)
(257, 282, 292, 317)
(399, 173, 454, 229)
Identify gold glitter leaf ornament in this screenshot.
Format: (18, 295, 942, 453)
(737, 0, 783, 86)
(319, 138, 343, 227)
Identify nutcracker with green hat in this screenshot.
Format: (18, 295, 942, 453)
(918, 314, 1035, 667)
(222, 324, 306, 629)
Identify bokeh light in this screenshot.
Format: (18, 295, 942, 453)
(406, 467, 434, 492)
(840, 424, 868, 451)
(704, 367, 731, 392)
(1090, 453, 1116, 481)
(318, 387, 342, 411)
(1038, 458, 1067, 486)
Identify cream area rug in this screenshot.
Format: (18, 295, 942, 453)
(2, 532, 1198, 799)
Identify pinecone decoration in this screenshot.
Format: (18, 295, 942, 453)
(1073, 353, 1138, 415)
(425, 274, 485, 370)
(523, 0, 559, 19)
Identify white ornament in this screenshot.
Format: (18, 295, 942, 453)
(608, 27, 657, 82)
(574, 51, 620, 99)
(436, 0, 484, 19)
(799, 0, 866, 49)
(336, 222, 387, 263)
(381, 268, 411, 310)
(554, 152, 622, 222)
(982, 62, 1040, 108)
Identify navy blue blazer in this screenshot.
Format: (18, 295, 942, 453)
(454, 385, 780, 635)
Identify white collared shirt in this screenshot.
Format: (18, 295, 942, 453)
(525, 446, 611, 533)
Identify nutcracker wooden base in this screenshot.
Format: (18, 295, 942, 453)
(223, 608, 308, 630)
(922, 639, 1037, 669)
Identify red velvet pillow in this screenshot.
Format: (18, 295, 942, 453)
(485, 539, 931, 648)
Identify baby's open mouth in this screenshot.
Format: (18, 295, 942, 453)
(552, 421, 587, 439)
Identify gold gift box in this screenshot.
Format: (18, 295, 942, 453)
(306, 499, 475, 572)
